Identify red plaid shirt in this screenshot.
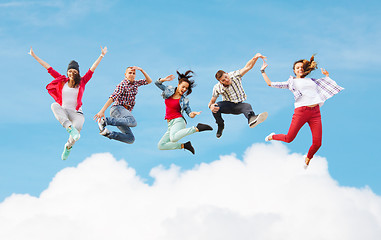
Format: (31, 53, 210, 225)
(110, 78, 148, 111)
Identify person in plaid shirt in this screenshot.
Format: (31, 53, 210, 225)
(207, 53, 268, 138)
(94, 66, 152, 144)
(261, 55, 344, 167)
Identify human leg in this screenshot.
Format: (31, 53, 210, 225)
(169, 118, 197, 142)
(105, 106, 135, 144)
(106, 105, 137, 127)
(272, 107, 308, 143)
(306, 107, 322, 161)
(157, 128, 182, 150)
(66, 110, 85, 148)
(51, 103, 80, 141)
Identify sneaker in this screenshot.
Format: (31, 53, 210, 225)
(249, 112, 268, 128)
(61, 143, 72, 160)
(98, 118, 106, 132)
(265, 132, 275, 142)
(196, 123, 213, 132)
(66, 125, 80, 141)
(183, 141, 195, 154)
(100, 128, 111, 137)
(216, 123, 224, 138)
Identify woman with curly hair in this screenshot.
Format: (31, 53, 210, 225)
(155, 70, 213, 154)
(260, 55, 343, 166)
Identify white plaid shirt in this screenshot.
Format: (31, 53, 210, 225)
(271, 76, 344, 107)
(212, 70, 247, 103)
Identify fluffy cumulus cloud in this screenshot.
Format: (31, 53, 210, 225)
(0, 143, 380, 240)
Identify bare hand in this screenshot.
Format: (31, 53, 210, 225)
(101, 46, 108, 56)
(210, 104, 219, 113)
(93, 111, 105, 122)
(261, 60, 268, 71)
(132, 66, 143, 71)
(28, 47, 34, 56)
(254, 53, 267, 60)
(161, 75, 175, 82)
(321, 68, 329, 77)
(189, 111, 201, 118)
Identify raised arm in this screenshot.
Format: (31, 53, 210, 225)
(240, 53, 266, 77)
(132, 66, 152, 84)
(29, 47, 51, 69)
(155, 74, 175, 91)
(260, 60, 272, 86)
(90, 46, 108, 72)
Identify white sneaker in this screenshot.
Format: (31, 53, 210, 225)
(249, 112, 268, 128)
(98, 118, 106, 132)
(265, 132, 275, 142)
(100, 127, 110, 137)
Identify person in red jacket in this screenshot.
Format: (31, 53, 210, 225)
(29, 46, 107, 160)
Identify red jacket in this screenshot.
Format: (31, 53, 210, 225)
(46, 67, 94, 111)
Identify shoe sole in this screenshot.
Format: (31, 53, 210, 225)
(249, 112, 268, 128)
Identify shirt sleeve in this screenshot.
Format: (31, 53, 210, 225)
(47, 67, 62, 79)
(230, 70, 242, 81)
(270, 81, 289, 89)
(136, 79, 148, 87)
(81, 69, 94, 85)
(212, 84, 220, 98)
(110, 82, 124, 101)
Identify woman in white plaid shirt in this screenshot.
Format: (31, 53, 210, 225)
(261, 55, 343, 167)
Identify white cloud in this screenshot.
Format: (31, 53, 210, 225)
(0, 143, 380, 240)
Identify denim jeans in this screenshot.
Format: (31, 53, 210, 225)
(105, 105, 137, 144)
(157, 117, 197, 150)
(212, 101, 255, 126)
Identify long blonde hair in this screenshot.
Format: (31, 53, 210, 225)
(293, 55, 317, 77)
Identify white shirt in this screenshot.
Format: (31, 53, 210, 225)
(293, 78, 324, 108)
(62, 83, 82, 111)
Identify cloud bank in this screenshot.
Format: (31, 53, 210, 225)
(0, 142, 380, 240)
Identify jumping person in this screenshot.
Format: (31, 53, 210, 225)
(156, 71, 213, 154)
(94, 66, 152, 144)
(261, 55, 343, 166)
(207, 53, 268, 138)
(29, 46, 107, 160)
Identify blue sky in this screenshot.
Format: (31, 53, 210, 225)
(0, 0, 380, 202)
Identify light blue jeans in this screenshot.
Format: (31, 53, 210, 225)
(105, 105, 137, 144)
(158, 117, 197, 150)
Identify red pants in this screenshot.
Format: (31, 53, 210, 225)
(273, 105, 322, 159)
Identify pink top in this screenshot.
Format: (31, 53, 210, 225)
(46, 67, 93, 111)
(165, 97, 182, 120)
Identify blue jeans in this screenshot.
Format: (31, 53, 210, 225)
(212, 101, 255, 126)
(105, 105, 137, 144)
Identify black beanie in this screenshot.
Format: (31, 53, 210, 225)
(67, 60, 80, 74)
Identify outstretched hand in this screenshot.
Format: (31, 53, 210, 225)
(261, 60, 268, 71)
(321, 68, 329, 77)
(101, 46, 108, 56)
(28, 47, 35, 56)
(254, 53, 267, 60)
(132, 66, 143, 71)
(93, 111, 105, 122)
(161, 75, 175, 82)
(189, 111, 201, 118)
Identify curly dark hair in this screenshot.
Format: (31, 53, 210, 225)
(293, 54, 318, 78)
(176, 70, 196, 96)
